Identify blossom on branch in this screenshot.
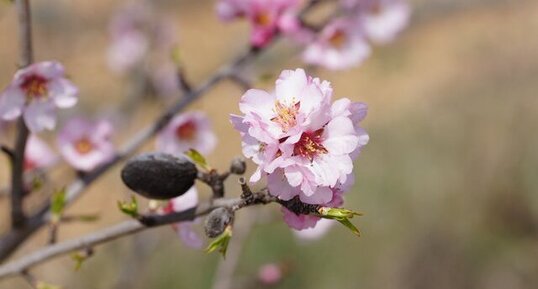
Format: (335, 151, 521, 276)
(216, 0, 301, 47)
(162, 186, 204, 249)
(231, 68, 368, 229)
(24, 135, 57, 171)
(303, 18, 371, 70)
(156, 112, 217, 155)
(57, 118, 115, 172)
(0, 61, 78, 132)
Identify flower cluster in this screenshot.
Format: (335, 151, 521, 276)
(215, 0, 409, 70)
(216, 0, 302, 48)
(304, 0, 410, 70)
(0, 61, 78, 132)
(231, 68, 368, 229)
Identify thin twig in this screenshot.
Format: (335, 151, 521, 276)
(0, 195, 278, 279)
(10, 0, 34, 229)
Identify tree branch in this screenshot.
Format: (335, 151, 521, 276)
(0, 194, 279, 279)
(10, 0, 34, 229)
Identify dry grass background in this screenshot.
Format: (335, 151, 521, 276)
(0, 0, 538, 288)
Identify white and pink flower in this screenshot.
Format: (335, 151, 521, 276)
(57, 118, 114, 172)
(303, 18, 371, 70)
(24, 135, 57, 171)
(156, 112, 217, 155)
(231, 68, 368, 229)
(345, 0, 410, 45)
(162, 186, 204, 249)
(215, 0, 301, 48)
(107, 1, 177, 73)
(0, 61, 78, 132)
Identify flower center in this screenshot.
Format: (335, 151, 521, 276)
(254, 11, 272, 26)
(175, 121, 197, 140)
(24, 159, 37, 171)
(74, 137, 93, 155)
(21, 74, 48, 101)
(271, 101, 300, 132)
(293, 129, 328, 161)
(328, 30, 346, 48)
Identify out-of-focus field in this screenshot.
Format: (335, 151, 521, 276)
(1, 0, 538, 288)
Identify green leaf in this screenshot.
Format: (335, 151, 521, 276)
(50, 188, 67, 223)
(171, 45, 182, 66)
(318, 207, 363, 219)
(71, 252, 87, 271)
(185, 149, 210, 171)
(335, 217, 361, 237)
(318, 207, 363, 237)
(205, 226, 232, 258)
(36, 282, 62, 289)
(117, 196, 138, 218)
(31, 176, 44, 191)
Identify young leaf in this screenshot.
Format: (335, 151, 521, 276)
(50, 188, 67, 223)
(185, 149, 210, 171)
(335, 217, 361, 237)
(117, 196, 139, 218)
(318, 207, 363, 219)
(318, 207, 363, 238)
(36, 282, 62, 289)
(71, 252, 86, 271)
(206, 226, 232, 258)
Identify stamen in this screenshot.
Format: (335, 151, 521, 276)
(21, 74, 48, 101)
(293, 129, 328, 161)
(75, 137, 93, 155)
(175, 121, 197, 140)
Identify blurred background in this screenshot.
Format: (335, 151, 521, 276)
(1, 0, 538, 288)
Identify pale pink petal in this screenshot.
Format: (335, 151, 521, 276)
(0, 87, 24, 120)
(49, 78, 78, 108)
(23, 101, 56, 132)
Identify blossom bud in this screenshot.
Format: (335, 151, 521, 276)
(121, 152, 197, 200)
(204, 207, 234, 238)
(229, 157, 246, 175)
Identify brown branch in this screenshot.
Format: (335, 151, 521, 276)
(0, 194, 279, 279)
(10, 0, 34, 229)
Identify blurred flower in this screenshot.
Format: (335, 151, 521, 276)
(24, 135, 57, 171)
(156, 112, 217, 155)
(163, 186, 204, 249)
(292, 218, 334, 240)
(231, 69, 368, 209)
(107, 1, 177, 73)
(303, 18, 371, 70)
(359, 0, 410, 44)
(0, 61, 78, 132)
(215, 0, 301, 48)
(258, 263, 283, 285)
(57, 118, 114, 172)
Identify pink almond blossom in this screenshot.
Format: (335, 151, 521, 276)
(162, 186, 204, 249)
(258, 263, 283, 285)
(303, 18, 371, 70)
(232, 68, 368, 210)
(349, 0, 410, 44)
(216, 0, 300, 48)
(24, 135, 57, 171)
(0, 61, 78, 132)
(57, 118, 114, 172)
(156, 112, 217, 155)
